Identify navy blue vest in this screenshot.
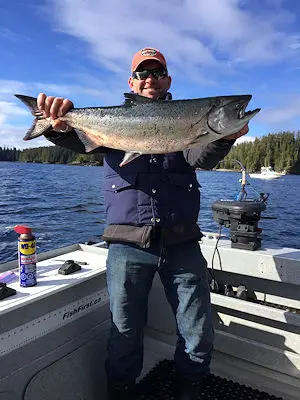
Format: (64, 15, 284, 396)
(103, 150, 200, 227)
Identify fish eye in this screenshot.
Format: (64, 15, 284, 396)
(235, 103, 243, 110)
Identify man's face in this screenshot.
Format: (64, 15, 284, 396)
(128, 59, 172, 99)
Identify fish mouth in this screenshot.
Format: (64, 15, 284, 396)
(238, 105, 261, 120)
(235, 97, 260, 121)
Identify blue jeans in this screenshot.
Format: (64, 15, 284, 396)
(105, 238, 214, 382)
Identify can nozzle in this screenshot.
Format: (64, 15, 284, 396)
(14, 225, 32, 235)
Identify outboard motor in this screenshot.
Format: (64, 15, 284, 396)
(211, 161, 268, 251)
(212, 199, 266, 250)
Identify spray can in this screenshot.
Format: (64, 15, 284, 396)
(14, 225, 37, 287)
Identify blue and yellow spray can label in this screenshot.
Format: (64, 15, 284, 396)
(19, 239, 36, 255)
(18, 238, 37, 287)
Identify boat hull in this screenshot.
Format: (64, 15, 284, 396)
(249, 173, 281, 179)
(0, 239, 300, 399)
(249, 166, 283, 179)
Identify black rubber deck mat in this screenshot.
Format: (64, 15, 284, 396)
(136, 360, 283, 399)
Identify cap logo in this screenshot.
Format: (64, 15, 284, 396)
(141, 48, 157, 57)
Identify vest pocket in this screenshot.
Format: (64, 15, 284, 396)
(104, 173, 139, 225)
(105, 173, 138, 192)
(168, 173, 201, 190)
(166, 173, 200, 224)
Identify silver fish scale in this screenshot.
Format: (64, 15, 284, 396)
(61, 100, 214, 153)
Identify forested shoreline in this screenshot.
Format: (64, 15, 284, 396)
(220, 131, 300, 174)
(1, 131, 300, 173)
(0, 145, 104, 166)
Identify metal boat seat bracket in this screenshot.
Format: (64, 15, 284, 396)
(58, 260, 81, 275)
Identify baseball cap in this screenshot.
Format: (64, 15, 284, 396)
(131, 48, 167, 72)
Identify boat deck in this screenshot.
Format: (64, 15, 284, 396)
(0, 238, 299, 399)
(138, 357, 284, 399)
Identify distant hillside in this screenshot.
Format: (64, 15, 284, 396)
(0, 145, 104, 165)
(218, 131, 300, 174)
(1, 131, 299, 173)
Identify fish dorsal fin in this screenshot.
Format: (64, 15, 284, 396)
(123, 92, 155, 106)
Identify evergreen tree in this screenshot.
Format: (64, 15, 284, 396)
(218, 131, 300, 174)
(1, 131, 299, 173)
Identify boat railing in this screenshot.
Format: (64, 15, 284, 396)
(146, 234, 300, 392)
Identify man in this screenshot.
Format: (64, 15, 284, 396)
(39, 47, 248, 400)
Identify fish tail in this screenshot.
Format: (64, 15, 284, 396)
(15, 94, 52, 140)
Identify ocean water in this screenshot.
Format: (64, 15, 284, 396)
(1, 161, 299, 264)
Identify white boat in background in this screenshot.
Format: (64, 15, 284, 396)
(249, 166, 283, 179)
(0, 237, 300, 399)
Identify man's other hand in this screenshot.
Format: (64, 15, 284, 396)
(224, 123, 249, 140)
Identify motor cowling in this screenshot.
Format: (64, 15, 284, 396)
(212, 199, 266, 251)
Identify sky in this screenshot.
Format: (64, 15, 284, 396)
(1, 0, 300, 149)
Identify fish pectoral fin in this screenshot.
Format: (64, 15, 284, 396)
(75, 130, 104, 152)
(119, 152, 142, 167)
(186, 131, 210, 147)
(123, 92, 156, 106)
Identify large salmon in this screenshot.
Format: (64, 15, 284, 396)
(15, 93, 260, 166)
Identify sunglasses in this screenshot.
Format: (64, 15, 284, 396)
(132, 68, 168, 80)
